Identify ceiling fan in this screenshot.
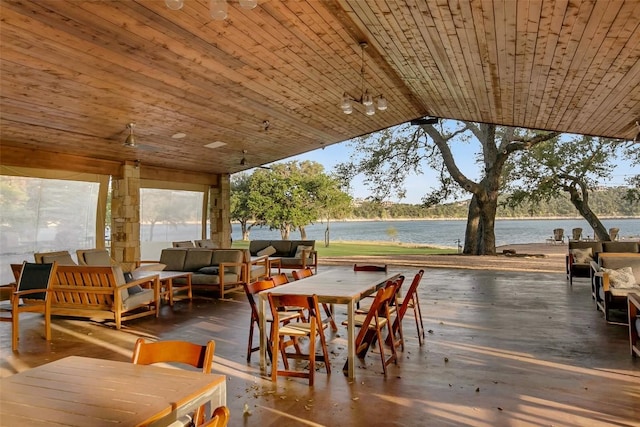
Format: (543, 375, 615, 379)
(121, 123, 158, 151)
(410, 117, 439, 125)
(239, 150, 271, 170)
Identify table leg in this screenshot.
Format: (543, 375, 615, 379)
(343, 300, 356, 379)
(167, 279, 174, 306)
(258, 295, 267, 374)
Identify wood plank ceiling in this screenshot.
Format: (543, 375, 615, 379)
(1, 0, 639, 175)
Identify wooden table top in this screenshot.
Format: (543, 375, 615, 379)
(0, 356, 225, 427)
(265, 269, 400, 304)
(132, 270, 191, 280)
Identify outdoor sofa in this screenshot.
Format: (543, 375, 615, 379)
(158, 247, 267, 299)
(248, 239, 318, 273)
(566, 241, 640, 286)
(591, 252, 640, 324)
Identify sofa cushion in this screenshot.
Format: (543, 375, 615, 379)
(112, 266, 132, 302)
(82, 249, 112, 266)
(249, 240, 271, 255)
(183, 249, 214, 272)
(121, 288, 155, 310)
(271, 241, 293, 257)
(603, 267, 636, 289)
(211, 250, 244, 274)
(198, 266, 219, 275)
(294, 245, 313, 259)
(601, 256, 640, 284)
(41, 252, 77, 265)
(571, 248, 593, 264)
(159, 249, 188, 271)
(602, 241, 640, 253)
(257, 245, 277, 257)
(190, 272, 240, 286)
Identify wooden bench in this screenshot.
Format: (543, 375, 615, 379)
(53, 265, 160, 329)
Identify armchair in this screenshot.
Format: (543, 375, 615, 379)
(0, 261, 58, 351)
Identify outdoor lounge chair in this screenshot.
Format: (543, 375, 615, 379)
(552, 228, 565, 244)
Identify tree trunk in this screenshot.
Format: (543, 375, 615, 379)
(299, 226, 307, 240)
(463, 189, 498, 255)
(240, 220, 249, 241)
(569, 196, 610, 241)
(463, 197, 480, 254)
(280, 225, 291, 240)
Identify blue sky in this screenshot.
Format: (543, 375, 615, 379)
(278, 130, 638, 205)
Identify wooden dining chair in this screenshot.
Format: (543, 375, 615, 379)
(131, 338, 216, 425)
(243, 280, 301, 362)
(353, 264, 388, 272)
(357, 275, 406, 352)
(200, 406, 230, 427)
(346, 277, 402, 376)
(269, 272, 290, 286)
(353, 264, 388, 309)
(268, 293, 331, 386)
(292, 268, 337, 331)
(387, 270, 425, 346)
(0, 261, 58, 352)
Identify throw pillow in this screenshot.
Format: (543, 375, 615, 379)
(257, 245, 277, 257)
(294, 245, 313, 259)
(123, 271, 144, 295)
(602, 266, 636, 289)
(571, 248, 593, 264)
(198, 266, 219, 275)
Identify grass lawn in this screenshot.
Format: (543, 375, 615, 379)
(232, 240, 456, 256)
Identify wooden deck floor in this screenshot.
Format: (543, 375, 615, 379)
(1, 266, 638, 426)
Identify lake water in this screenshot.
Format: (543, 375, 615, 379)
(231, 218, 640, 248)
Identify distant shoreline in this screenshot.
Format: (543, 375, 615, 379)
(317, 216, 640, 222)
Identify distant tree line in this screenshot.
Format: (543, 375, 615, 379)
(351, 187, 640, 219)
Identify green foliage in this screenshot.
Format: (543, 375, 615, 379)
(238, 160, 351, 239)
(350, 187, 639, 219)
(232, 239, 456, 256)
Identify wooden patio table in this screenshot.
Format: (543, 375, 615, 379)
(0, 356, 226, 426)
(258, 269, 400, 379)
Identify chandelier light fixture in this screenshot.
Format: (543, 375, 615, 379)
(165, 0, 257, 21)
(340, 42, 388, 116)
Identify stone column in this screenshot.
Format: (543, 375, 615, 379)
(110, 161, 140, 271)
(209, 174, 231, 248)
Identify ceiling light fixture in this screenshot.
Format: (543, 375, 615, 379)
(124, 123, 137, 148)
(165, 0, 257, 21)
(240, 150, 248, 166)
(634, 121, 640, 143)
(340, 42, 388, 117)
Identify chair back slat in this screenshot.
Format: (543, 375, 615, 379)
(269, 273, 289, 286)
(132, 338, 215, 373)
(353, 264, 388, 272)
(292, 267, 313, 280)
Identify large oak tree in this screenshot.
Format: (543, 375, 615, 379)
(336, 121, 559, 255)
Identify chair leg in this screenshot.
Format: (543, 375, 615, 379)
(322, 303, 337, 331)
(413, 294, 425, 345)
(12, 315, 19, 352)
(247, 319, 255, 362)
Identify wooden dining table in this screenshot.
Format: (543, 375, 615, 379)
(258, 269, 400, 379)
(0, 356, 226, 426)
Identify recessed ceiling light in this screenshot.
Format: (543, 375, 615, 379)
(171, 132, 187, 139)
(205, 141, 227, 149)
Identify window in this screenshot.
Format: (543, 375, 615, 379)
(140, 188, 204, 259)
(0, 175, 99, 284)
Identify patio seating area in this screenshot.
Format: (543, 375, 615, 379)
(2, 265, 638, 426)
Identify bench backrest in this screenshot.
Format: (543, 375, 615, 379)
(53, 265, 124, 309)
